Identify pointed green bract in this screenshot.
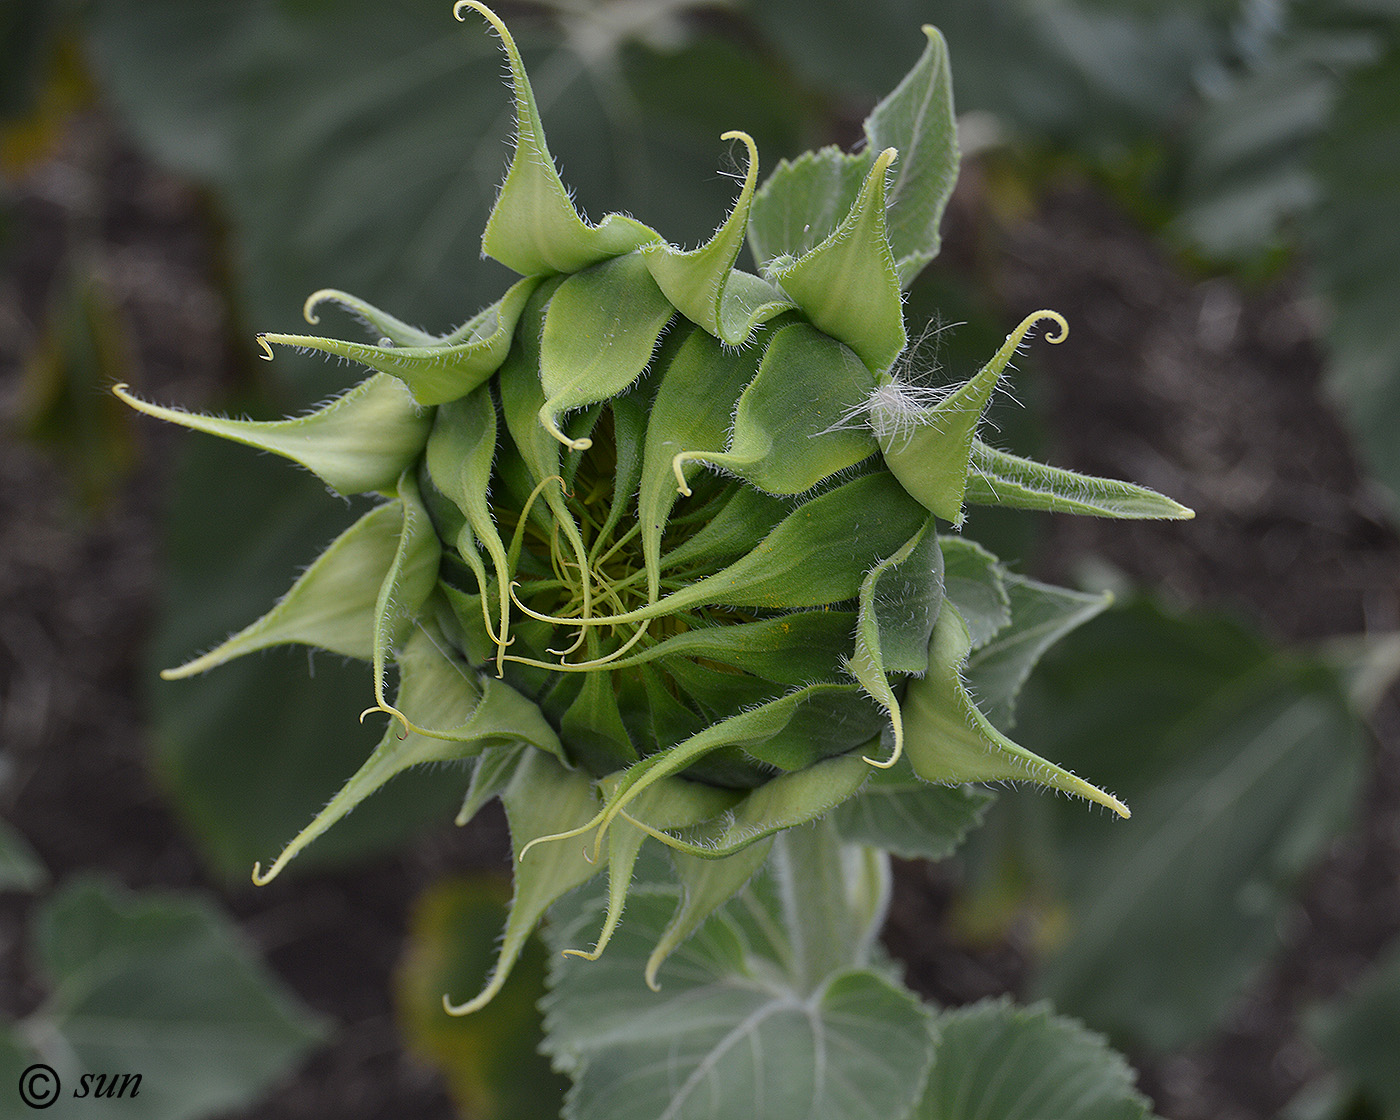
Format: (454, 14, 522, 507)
(633, 753, 873, 860)
(965, 439, 1196, 519)
(748, 146, 873, 272)
(424, 388, 513, 666)
(940, 536, 1011, 649)
(365, 470, 443, 728)
(904, 602, 1130, 818)
(538, 252, 674, 450)
(643, 839, 772, 988)
(162, 502, 404, 679)
(642, 131, 794, 344)
(562, 779, 738, 966)
(847, 518, 942, 767)
(966, 575, 1113, 730)
(457, 742, 526, 827)
(445, 750, 604, 1016)
(250, 622, 556, 885)
(747, 25, 959, 291)
(865, 26, 960, 288)
(637, 324, 761, 598)
(260, 276, 541, 406)
(768, 148, 906, 374)
(456, 1, 657, 275)
(540, 470, 927, 628)
(114, 376, 429, 497)
(301, 289, 439, 347)
(877, 310, 1069, 523)
(833, 755, 994, 861)
(672, 322, 878, 495)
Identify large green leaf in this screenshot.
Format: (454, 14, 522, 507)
(752, 0, 1225, 156)
(1308, 938, 1400, 1118)
(1313, 37, 1400, 511)
(832, 756, 994, 861)
(543, 826, 934, 1120)
(1013, 601, 1368, 1052)
(17, 878, 324, 1120)
(917, 998, 1155, 1120)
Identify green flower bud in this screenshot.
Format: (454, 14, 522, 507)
(118, 2, 1192, 1010)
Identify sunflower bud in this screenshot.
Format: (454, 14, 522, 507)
(118, 1, 1192, 1009)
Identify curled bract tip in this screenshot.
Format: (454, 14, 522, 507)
(443, 992, 479, 1017)
(1014, 309, 1069, 346)
(359, 703, 412, 741)
(517, 811, 606, 864)
(454, 0, 506, 39)
(256, 335, 275, 361)
(671, 451, 700, 497)
(720, 129, 758, 168)
(861, 742, 901, 770)
(301, 290, 339, 324)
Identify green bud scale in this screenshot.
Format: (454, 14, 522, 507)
(117, 2, 1192, 1010)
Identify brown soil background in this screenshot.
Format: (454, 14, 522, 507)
(2, 112, 1398, 1120)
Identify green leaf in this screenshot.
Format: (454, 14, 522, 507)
(864, 25, 960, 287)
(1309, 938, 1400, 1117)
(627, 753, 873, 860)
(425, 387, 513, 665)
(748, 145, 871, 270)
(847, 517, 942, 766)
(641, 130, 794, 344)
(965, 575, 1113, 731)
(1015, 602, 1368, 1052)
(365, 469, 443, 722)
(457, 741, 526, 826)
(767, 148, 906, 373)
(917, 998, 1154, 1120)
(22, 877, 324, 1120)
(637, 324, 763, 596)
(965, 440, 1195, 520)
(662, 470, 928, 617)
(0, 817, 47, 892)
(115, 373, 431, 497)
(544, 827, 933, 1120)
(151, 442, 465, 881)
(833, 754, 993, 861)
(396, 877, 569, 1120)
(1313, 39, 1400, 512)
(643, 840, 773, 988)
(903, 602, 1130, 818)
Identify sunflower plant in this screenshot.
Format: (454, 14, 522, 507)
(119, 4, 1190, 1115)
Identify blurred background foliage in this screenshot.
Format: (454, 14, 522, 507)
(3, 1, 1399, 1118)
